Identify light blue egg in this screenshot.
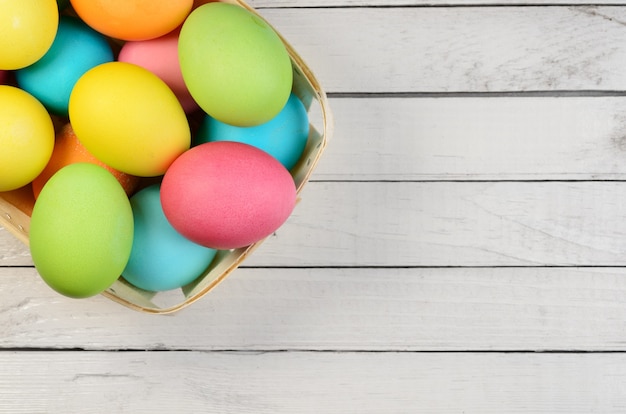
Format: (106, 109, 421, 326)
(194, 93, 309, 171)
(16, 15, 113, 116)
(122, 184, 218, 292)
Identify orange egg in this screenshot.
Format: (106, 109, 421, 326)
(69, 0, 193, 41)
(32, 123, 140, 199)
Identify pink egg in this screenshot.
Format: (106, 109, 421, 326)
(118, 30, 198, 113)
(160, 141, 297, 249)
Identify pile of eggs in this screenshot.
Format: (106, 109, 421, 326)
(0, 0, 311, 298)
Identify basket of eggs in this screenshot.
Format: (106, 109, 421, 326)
(0, 0, 331, 313)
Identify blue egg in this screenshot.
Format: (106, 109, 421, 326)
(122, 184, 218, 292)
(194, 93, 310, 171)
(16, 15, 113, 116)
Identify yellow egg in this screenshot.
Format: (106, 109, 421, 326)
(0, 0, 59, 70)
(69, 62, 191, 177)
(0, 85, 55, 191)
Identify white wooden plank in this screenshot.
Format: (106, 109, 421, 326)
(253, 181, 626, 267)
(4, 267, 626, 351)
(3, 350, 626, 413)
(0, 227, 31, 266)
(316, 97, 626, 181)
(5, 182, 626, 267)
(259, 6, 626, 92)
(250, 0, 626, 6)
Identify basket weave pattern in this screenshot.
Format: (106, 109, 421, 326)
(0, 0, 332, 314)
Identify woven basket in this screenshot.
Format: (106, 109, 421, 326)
(0, 0, 332, 314)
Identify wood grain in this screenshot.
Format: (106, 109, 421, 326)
(260, 6, 626, 93)
(5, 182, 626, 267)
(317, 97, 626, 181)
(3, 3, 626, 412)
(250, 0, 626, 6)
(4, 267, 626, 352)
(3, 351, 626, 414)
(243, 181, 626, 267)
(0, 227, 31, 266)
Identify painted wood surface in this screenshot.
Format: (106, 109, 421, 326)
(4, 351, 626, 414)
(251, 0, 626, 5)
(258, 6, 626, 93)
(4, 267, 626, 351)
(3, 2, 626, 413)
(317, 97, 626, 181)
(7, 182, 626, 267)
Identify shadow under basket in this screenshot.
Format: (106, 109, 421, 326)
(0, 0, 333, 314)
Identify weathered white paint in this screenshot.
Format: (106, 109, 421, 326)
(251, 0, 626, 6)
(3, 351, 626, 414)
(4, 267, 626, 351)
(316, 97, 626, 181)
(258, 181, 626, 267)
(2, 3, 626, 413)
(5, 182, 626, 267)
(260, 6, 626, 92)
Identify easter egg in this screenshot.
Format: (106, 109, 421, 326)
(69, 62, 191, 177)
(179, 3, 293, 126)
(0, 86, 55, 192)
(122, 184, 218, 292)
(70, 0, 193, 41)
(161, 141, 297, 249)
(118, 30, 198, 113)
(32, 123, 139, 199)
(0, 0, 58, 70)
(30, 163, 134, 298)
(16, 16, 114, 116)
(195, 93, 309, 170)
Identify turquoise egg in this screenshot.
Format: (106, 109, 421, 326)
(195, 93, 309, 170)
(16, 15, 113, 116)
(122, 184, 218, 292)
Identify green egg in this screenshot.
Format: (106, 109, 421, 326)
(178, 3, 293, 127)
(29, 163, 134, 298)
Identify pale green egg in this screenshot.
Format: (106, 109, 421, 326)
(178, 3, 292, 127)
(29, 163, 134, 298)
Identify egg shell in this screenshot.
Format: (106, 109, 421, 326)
(118, 30, 199, 113)
(32, 123, 140, 199)
(0, 85, 55, 192)
(70, 0, 193, 41)
(16, 16, 114, 116)
(178, 3, 293, 126)
(0, 0, 58, 70)
(29, 163, 134, 299)
(68, 61, 191, 177)
(160, 141, 297, 249)
(122, 184, 218, 292)
(195, 93, 309, 170)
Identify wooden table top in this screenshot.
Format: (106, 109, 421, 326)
(4, 1, 626, 412)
